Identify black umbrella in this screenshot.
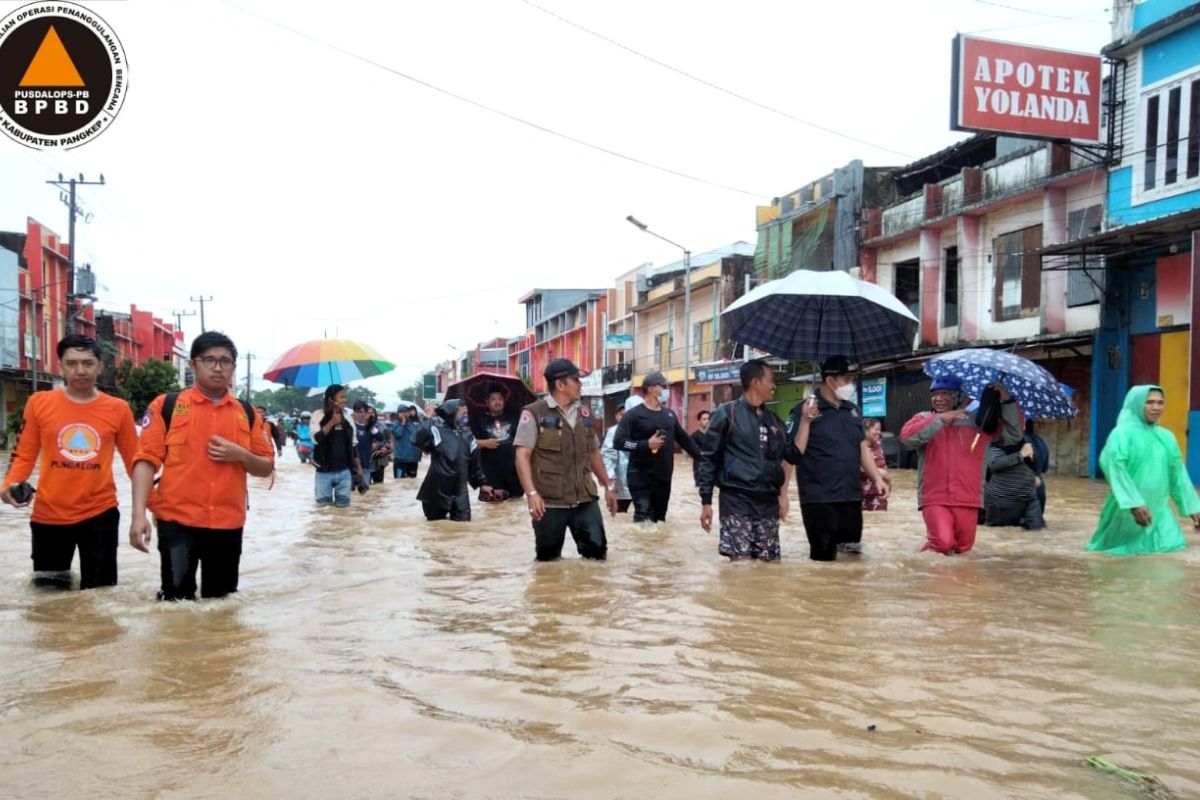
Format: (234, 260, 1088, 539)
(443, 371, 536, 419)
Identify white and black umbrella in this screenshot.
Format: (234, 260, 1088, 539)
(722, 269, 919, 363)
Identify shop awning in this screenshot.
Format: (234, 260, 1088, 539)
(1037, 208, 1200, 261)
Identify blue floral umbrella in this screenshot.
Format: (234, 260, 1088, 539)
(924, 348, 1077, 419)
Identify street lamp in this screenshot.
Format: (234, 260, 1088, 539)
(626, 215, 692, 426)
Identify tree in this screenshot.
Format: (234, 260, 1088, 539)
(397, 380, 424, 403)
(345, 385, 379, 409)
(115, 357, 181, 418)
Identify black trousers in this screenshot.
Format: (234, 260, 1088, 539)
(394, 460, 418, 478)
(30, 506, 120, 589)
(627, 470, 671, 523)
(156, 520, 243, 601)
(532, 501, 607, 561)
(423, 500, 471, 522)
(799, 501, 863, 562)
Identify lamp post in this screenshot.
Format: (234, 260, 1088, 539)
(626, 215, 692, 426)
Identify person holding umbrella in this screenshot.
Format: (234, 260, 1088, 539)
(787, 356, 889, 560)
(900, 375, 1022, 555)
(473, 386, 523, 502)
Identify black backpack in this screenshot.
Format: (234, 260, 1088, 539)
(160, 392, 257, 433)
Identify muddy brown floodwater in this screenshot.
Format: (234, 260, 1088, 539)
(2, 457, 1199, 799)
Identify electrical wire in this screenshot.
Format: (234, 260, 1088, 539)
(213, 0, 769, 199)
(517, 0, 916, 160)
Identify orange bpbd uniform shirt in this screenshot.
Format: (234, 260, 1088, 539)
(134, 387, 275, 530)
(3, 389, 138, 524)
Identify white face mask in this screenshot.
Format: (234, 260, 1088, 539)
(835, 383, 856, 402)
(658, 388, 669, 406)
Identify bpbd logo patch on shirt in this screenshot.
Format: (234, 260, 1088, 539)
(56, 421, 100, 462)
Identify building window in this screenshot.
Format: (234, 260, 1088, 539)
(1066, 205, 1104, 307)
(992, 225, 1043, 322)
(694, 319, 713, 361)
(894, 259, 920, 322)
(943, 247, 959, 328)
(653, 332, 670, 368)
(1139, 72, 1200, 197)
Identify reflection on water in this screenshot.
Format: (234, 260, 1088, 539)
(1, 460, 1199, 798)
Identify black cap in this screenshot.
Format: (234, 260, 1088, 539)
(544, 358, 584, 382)
(820, 355, 856, 377)
(642, 370, 668, 389)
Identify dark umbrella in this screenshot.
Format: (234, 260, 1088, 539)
(721, 268, 919, 363)
(443, 372, 536, 419)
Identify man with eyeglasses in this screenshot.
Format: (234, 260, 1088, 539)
(129, 331, 276, 600)
(514, 358, 618, 561)
(2, 334, 139, 589)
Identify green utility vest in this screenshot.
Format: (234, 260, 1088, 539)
(526, 397, 599, 506)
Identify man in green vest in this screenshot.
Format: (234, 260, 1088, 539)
(514, 358, 618, 561)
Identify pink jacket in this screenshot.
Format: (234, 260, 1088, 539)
(900, 405, 1022, 509)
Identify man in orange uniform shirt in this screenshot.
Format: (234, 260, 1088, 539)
(2, 334, 138, 589)
(129, 332, 275, 600)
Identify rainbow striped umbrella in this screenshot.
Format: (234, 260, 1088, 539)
(262, 338, 395, 388)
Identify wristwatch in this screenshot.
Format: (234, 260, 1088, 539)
(605, 483, 616, 492)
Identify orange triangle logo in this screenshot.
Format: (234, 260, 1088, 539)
(19, 26, 85, 87)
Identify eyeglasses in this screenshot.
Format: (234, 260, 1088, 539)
(196, 356, 235, 369)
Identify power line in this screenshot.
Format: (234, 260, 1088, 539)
(518, 0, 916, 160)
(971, 0, 1109, 23)
(215, 0, 768, 199)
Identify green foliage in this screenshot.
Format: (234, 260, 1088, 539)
(397, 380, 424, 403)
(114, 357, 181, 418)
(345, 385, 379, 409)
(250, 386, 321, 415)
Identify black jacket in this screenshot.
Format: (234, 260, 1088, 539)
(696, 399, 798, 505)
(413, 419, 486, 510)
(613, 403, 701, 481)
(472, 412, 523, 496)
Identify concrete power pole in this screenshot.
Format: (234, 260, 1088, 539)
(189, 295, 213, 332)
(244, 352, 255, 401)
(46, 173, 105, 332)
(171, 308, 196, 331)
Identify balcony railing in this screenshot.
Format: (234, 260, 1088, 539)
(602, 362, 633, 385)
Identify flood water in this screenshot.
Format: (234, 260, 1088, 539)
(2, 456, 1199, 799)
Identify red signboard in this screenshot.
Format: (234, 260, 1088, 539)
(951, 35, 1102, 143)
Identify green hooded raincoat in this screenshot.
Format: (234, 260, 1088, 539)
(1086, 385, 1200, 555)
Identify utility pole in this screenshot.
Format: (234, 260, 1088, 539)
(244, 352, 255, 401)
(190, 295, 213, 332)
(170, 308, 196, 332)
(46, 173, 105, 333)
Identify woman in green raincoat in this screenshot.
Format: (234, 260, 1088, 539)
(1087, 385, 1200, 555)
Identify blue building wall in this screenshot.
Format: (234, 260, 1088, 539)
(1142, 22, 1200, 84)
(1134, 0, 1198, 31)
(1108, 167, 1200, 227)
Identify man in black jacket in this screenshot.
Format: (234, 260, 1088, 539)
(696, 359, 799, 561)
(614, 370, 702, 523)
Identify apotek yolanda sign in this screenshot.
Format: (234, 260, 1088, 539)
(951, 35, 1102, 143)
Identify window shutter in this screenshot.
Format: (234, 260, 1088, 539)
(1021, 225, 1043, 315)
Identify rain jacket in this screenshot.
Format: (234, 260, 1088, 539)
(390, 418, 422, 463)
(900, 399, 1022, 509)
(1087, 385, 1200, 555)
(413, 401, 486, 513)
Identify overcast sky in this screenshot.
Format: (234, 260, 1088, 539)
(0, 0, 1114, 402)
